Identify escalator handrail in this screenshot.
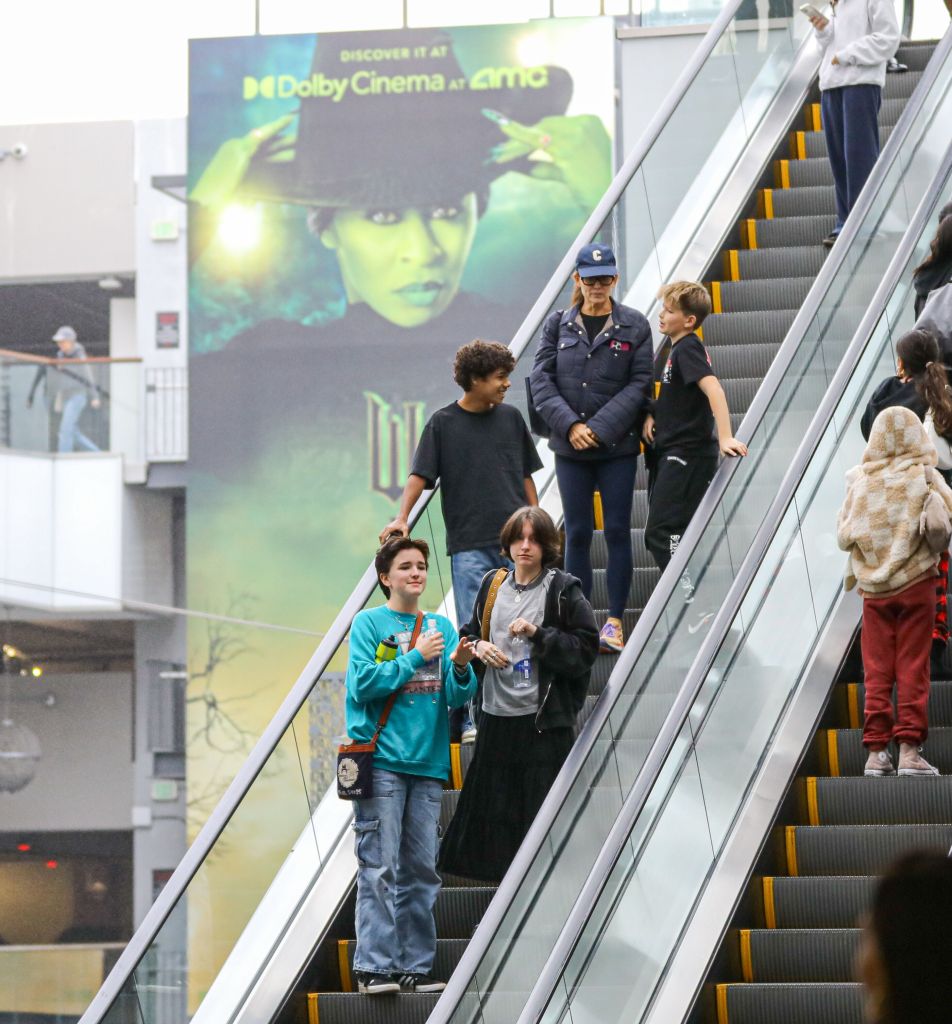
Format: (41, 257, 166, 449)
(517, 136, 952, 1024)
(79, 2, 771, 1019)
(432, 23, 952, 1022)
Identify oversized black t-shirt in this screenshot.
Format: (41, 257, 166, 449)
(652, 333, 718, 456)
(411, 402, 543, 555)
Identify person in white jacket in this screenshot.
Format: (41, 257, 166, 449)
(808, 0, 899, 247)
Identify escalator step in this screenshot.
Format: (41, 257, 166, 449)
(715, 982, 863, 1023)
(836, 680, 952, 729)
(718, 277, 814, 312)
(784, 157, 834, 188)
(821, 727, 952, 776)
(735, 246, 826, 281)
(708, 341, 784, 379)
(786, 823, 952, 875)
(881, 97, 906, 127)
(745, 214, 835, 249)
(440, 790, 459, 833)
(883, 68, 924, 100)
(741, 927, 859, 983)
(721, 378, 760, 415)
(769, 185, 835, 218)
(629, 488, 649, 526)
(704, 311, 793, 349)
(804, 776, 952, 826)
(895, 40, 939, 71)
(433, 885, 495, 938)
(337, 939, 468, 992)
(803, 124, 891, 157)
(764, 875, 875, 928)
(591, 567, 659, 610)
(309, 992, 439, 1024)
(457, 742, 475, 786)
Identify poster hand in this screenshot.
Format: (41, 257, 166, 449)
(487, 113, 612, 211)
(189, 113, 296, 207)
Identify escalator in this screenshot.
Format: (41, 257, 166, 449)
(499, 117, 952, 1024)
(79, 11, 951, 1024)
(709, 653, 952, 1023)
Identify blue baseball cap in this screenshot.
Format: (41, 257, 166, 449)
(576, 243, 618, 278)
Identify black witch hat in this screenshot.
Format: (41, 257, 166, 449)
(242, 28, 573, 209)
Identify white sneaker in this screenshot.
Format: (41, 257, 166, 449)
(898, 747, 940, 776)
(864, 750, 897, 777)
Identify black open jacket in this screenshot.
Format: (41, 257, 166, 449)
(460, 568, 599, 732)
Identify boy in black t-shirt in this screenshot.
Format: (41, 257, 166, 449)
(642, 282, 747, 586)
(381, 340, 543, 739)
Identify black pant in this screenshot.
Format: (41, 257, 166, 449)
(644, 451, 717, 571)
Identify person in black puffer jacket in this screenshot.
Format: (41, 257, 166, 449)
(437, 506, 598, 883)
(529, 243, 653, 656)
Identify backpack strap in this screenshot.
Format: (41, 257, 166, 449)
(481, 569, 509, 642)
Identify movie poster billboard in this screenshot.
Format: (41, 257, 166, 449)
(186, 19, 614, 998)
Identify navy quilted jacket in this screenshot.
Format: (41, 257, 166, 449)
(530, 300, 653, 459)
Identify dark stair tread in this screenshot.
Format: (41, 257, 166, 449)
(804, 775, 952, 826)
(337, 938, 468, 991)
(741, 927, 860, 983)
(715, 982, 863, 1024)
(309, 992, 439, 1024)
(433, 885, 495, 937)
(763, 875, 876, 929)
(821, 727, 952, 776)
(786, 823, 952, 875)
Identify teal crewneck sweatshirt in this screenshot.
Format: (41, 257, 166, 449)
(345, 605, 476, 781)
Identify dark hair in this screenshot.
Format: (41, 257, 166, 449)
(453, 340, 515, 391)
(374, 536, 429, 597)
(913, 201, 952, 277)
(307, 187, 490, 237)
(895, 328, 952, 436)
(499, 506, 562, 568)
(867, 851, 952, 1024)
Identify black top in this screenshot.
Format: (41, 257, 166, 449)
(860, 376, 927, 440)
(580, 312, 609, 344)
(651, 333, 717, 456)
(411, 402, 543, 555)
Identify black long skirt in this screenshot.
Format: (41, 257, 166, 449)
(438, 712, 574, 884)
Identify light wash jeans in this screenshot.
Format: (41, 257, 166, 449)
(352, 767, 443, 976)
(58, 393, 99, 453)
(450, 547, 513, 628)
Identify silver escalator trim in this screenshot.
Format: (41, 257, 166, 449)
(432, 23, 952, 1024)
(516, 136, 952, 1024)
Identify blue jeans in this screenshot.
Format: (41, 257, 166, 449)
(450, 547, 512, 628)
(821, 84, 882, 233)
(556, 455, 639, 619)
(58, 393, 99, 453)
(352, 768, 444, 976)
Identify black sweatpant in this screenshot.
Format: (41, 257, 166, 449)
(644, 450, 718, 571)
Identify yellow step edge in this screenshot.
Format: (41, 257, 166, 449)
(826, 729, 841, 777)
(790, 130, 807, 160)
(806, 776, 820, 826)
(847, 682, 861, 729)
(593, 490, 605, 530)
(710, 280, 722, 314)
(745, 219, 757, 249)
(338, 939, 353, 993)
(451, 743, 463, 791)
(774, 159, 791, 189)
(308, 992, 319, 1024)
(724, 250, 740, 282)
(812, 102, 822, 131)
(786, 825, 799, 876)
(805, 102, 821, 132)
(696, 324, 704, 341)
(762, 188, 774, 219)
(739, 929, 754, 983)
(716, 983, 730, 1024)
(763, 876, 777, 929)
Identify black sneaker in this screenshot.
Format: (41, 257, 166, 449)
(356, 972, 401, 995)
(822, 232, 838, 249)
(398, 973, 447, 993)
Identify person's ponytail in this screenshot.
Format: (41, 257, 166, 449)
(571, 282, 584, 308)
(924, 361, 952, 437)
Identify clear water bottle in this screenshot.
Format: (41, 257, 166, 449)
(510, 634, 532, 688)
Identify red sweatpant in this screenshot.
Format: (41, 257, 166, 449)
(861, 576, 934, 748)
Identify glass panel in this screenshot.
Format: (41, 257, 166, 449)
(444, 31, 952, 1024)
(541, 161, 952, 1024)
(0, 946, 122, 1021)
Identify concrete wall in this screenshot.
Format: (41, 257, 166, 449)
(0, 121, 135, 280)
(0, 672, 133, 831)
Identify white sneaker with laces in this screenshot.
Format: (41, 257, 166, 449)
(864, 749, 897, 777)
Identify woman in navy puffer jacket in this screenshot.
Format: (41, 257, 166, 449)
(530, 243, 653, 654)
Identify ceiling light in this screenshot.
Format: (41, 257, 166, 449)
(98, 275, 122, 290)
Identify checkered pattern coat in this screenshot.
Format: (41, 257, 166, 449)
(837, 406, 952, 595)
